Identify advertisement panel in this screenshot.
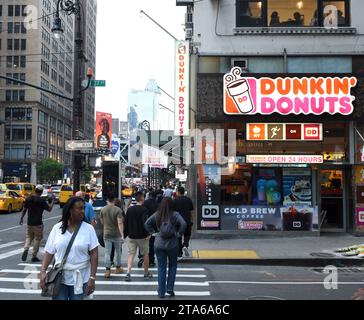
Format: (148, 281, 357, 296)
(246, 155, 323, 164)
(142, 144, 168, 169)
(175, 40, 190, 136)
(197, 165, 221, 230)
(96, 112, 112, 150)
(282, 168, 312, 206)
(111, 134, 121, 161)
(251, 168, 282, 206)
(224, 67, 357, 116)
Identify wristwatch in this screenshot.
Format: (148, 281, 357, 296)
(89, 276, 96, 280)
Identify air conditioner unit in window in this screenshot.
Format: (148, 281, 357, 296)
(231, 58, 248, 72)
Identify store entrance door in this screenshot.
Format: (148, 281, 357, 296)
(319, 168, 345, 232)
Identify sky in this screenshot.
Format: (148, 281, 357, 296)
(95, 0, 186, 125)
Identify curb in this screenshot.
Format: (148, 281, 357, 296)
(178, 258, 364, 267)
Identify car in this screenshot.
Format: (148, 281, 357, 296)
(0, 184, 7, 192)
(49, 186, 61, 203)
(0, 190, 25, 213)
(5, 183, 35, 198)
(59, 184, 73, 208)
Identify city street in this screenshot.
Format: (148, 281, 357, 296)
(0, 208, 363, 301)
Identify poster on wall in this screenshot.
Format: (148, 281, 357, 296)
(282, 168, 312, 205)
(111, 134, 121, 161)
(197, 165, 221, 230)
(280, 205, 318, 231)
(96, 112, 112, 150)
(252, 168, 282, 206)
(221, 206, 282, 231)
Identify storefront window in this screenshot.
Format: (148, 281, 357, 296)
(323, 1, 348, 26)
(236, 0, 263, 27)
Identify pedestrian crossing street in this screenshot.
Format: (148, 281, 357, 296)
(0, 242, 211, 298)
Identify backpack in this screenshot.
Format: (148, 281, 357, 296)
(159, 214, 177, 239)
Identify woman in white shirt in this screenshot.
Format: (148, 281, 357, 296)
(40, 196, 99, 300)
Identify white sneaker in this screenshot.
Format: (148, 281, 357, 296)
(183, 246, 189, 257)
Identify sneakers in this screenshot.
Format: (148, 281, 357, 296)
(21, 250, 28, 262)
(115, 266, 124, 274)
(166, 290, 175, 297)
(144, 271, 153, 279)
(104, 269, 111, 278)
(125, 273, 131, 282)
(31, 256, 41, 263)
(183, 246, 190, 257)
(149, 262, 156, 268)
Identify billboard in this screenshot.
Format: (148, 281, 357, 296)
(96, 112, 112, 150)
(224, 67, 357, 116)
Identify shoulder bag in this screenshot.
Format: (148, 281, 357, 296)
(41, 223, 81, 298)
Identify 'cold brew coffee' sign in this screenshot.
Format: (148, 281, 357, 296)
(224, 67, 357, 116)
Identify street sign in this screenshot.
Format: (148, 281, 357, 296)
(65, 140, 94, 151)
(82, 80, 106, 88)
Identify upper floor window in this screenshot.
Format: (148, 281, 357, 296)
(236, 0, 350, 27)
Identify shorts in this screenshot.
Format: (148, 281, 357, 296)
(128, 238, 149, 256)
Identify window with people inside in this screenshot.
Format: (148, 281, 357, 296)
(236, 0, 349, 28)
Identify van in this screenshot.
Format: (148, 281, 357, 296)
(5, 183, 35, 198)
(59, 184, 73, 208)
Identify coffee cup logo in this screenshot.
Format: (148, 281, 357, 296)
(224, 67, 255, 114)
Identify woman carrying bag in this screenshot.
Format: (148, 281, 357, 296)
(40, 197, 99, 300)
(144, 197, 186, 298)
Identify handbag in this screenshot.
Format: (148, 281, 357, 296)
(41, 223, 81, 298)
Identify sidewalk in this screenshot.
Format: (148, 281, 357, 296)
(179, 234, 364, 267)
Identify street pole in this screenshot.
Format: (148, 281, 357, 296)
(72, 0, 85, 192)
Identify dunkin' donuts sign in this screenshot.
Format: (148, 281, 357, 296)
(224, 67, 357, 115)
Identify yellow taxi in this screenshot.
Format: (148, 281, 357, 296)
(0, 190, 25, 213)
(5, 183, 35, 198)
(122, 186, 134, 197)
(59, 184, 73, 208)
(0, 184, 7, 192)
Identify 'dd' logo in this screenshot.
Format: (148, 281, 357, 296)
(224, 67, 256, 114)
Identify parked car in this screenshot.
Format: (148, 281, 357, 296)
(0, 190, 25, 213)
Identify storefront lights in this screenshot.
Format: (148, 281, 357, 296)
(296, 1, 304, 9)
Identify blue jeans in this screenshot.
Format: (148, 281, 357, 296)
(155, 246, 179, 296)
(53, 283, 87, 300)
(104, 238, 122, 268)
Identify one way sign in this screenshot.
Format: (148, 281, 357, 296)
(66, 140, 94, 151)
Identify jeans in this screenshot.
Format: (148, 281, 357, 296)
(24, 225, 43, 257)
(104, 238, 122, 268)
(155, 246, 179, 296)
(53, 283, 87, 300)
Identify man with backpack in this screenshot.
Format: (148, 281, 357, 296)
(124, 192, 152, 281)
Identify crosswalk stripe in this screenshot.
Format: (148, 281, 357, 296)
(1, 270, 207, 278)
(0, 249, 24, 261)
(0, 242, 22, 250)
(0, 288, 211, 296)
(18, 263, 206, 272)
(0, 277, 209, 286)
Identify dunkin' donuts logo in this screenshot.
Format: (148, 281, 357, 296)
(224, 67, 357, 116)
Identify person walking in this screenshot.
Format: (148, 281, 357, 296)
(19, 185, 55, 262)
(124, 192, 152, 281)
(163, 185, 174, 198)
(137, 191, 158, 268)
(109, 198, 125, 266)
(145, 197, 186, 298)
(39, 197, 99, 300)
(173, 186, 194, 258)
(100, 194, 125, 278)
(75, 191, 96, 226)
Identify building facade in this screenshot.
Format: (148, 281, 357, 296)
(0, 0, 97, 183)
(181, 0, 364, 235)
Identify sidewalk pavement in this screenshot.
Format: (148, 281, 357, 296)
(179, 234, 364, 267)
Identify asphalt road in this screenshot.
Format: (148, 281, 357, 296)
(0, 207, 364, 300)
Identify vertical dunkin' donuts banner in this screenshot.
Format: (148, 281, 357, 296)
(96, 112, 112, 150)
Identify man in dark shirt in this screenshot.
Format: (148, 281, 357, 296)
(19, 185, 55, 262)
(124, 192, 152, 281)
(140, 191, 159, 267)
(173, 186, 194, 257)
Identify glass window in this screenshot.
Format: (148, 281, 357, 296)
(12, 108, 26, 120)
(26, 108, 32, 121)
(323, 1, 348, 27)
(268, 0, 317, 27)
(5, 108, 11, 120)
(12, 126, 26, 140)
(5, 127, 11, 140)
(236, 0, 263, 27)
(26, 127, 32, 141)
